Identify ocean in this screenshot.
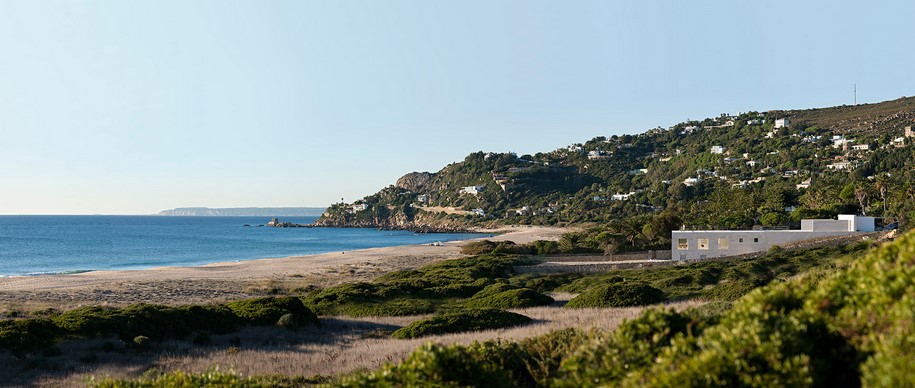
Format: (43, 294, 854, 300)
(0, 216, 487, 276)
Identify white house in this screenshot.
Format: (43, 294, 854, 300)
(611, 192, 635, 201)
(747, 119, 763, 125)
(671, 215, 874, 260)
(352, 203, 369, 212)
(460, 186, 485, 195)
(683, 177, 700, 186)
(850, 144, 870, 151)
(796, 178, 812, 189)
(710, 145, 726, 154)
(587, 150, 608, 160)
(775, 118, 790, 128)
(416, 194, 429, 203)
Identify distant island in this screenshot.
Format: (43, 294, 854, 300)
(157, 207, 326, 217)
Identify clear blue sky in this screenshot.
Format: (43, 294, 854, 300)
(1, 1, 913, 214)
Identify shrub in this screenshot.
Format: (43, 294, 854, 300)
(132, 335, 150, 350)
(461, 240, 500, 255)
(339, 342, 521, 388)
(226, 297, 318, 326)
(465, 286, 554, 309)
(0, 318, 60, 357)
(391, 309, 532, 339)
(565, 282, 664, 308)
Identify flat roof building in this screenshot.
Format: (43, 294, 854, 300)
(671, 215, 873, 260)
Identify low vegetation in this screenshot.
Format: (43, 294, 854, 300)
(0, 297, 318, 358)
(332, 231, 915, 386)
(391, 309, 532, 339)
(302, 254, 553, 317)
(565, 282, 664, 308)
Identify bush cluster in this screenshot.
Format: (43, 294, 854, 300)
(0, 297, 319, 357)
(304, 254, 552, 317)
(565, 282, 664, 308)
(464, 283, 554, 309)
(391, 309, 532, 339)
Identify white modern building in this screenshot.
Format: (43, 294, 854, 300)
(671, 215, 874, 260)
(460, 186, 485, 195)
(775, 118, 790, 128)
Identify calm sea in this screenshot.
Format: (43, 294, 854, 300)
(0, 216, 487, 276)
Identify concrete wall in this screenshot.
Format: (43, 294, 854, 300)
(670, 230, 859, 260)
(802, 219, 850, 231)
(839, 214, 875, 232)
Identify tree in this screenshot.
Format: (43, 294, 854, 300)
(875, 178, 889, 215)
(855, 186, 870, 216)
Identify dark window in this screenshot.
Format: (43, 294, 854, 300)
(753, 238, 759, 243)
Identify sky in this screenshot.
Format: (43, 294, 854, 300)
(1, 1, 914, 215)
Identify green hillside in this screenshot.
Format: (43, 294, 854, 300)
(317, 96, 915, 246)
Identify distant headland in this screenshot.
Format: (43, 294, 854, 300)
(157, 207, 326, 217)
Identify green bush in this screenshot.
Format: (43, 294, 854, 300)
(464, 284, 554, 309)
(132, 335, 150, 350)
(339, 342, 523, 388)
(226, 296, 318, 326)
(391, 309, 532, 339)
(0, 318, 60, 357)
(565, 282, 664, 308)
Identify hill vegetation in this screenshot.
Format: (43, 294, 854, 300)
(317, 96, 915, 251)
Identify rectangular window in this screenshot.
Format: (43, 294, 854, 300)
(718, 238, 729, 250)
(677, 238, 688, 250)
(739, 237, 744, 243)
(698, 238, 709, 250)
(753, 238, 759, 243)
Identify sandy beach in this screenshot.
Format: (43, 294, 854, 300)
(0, 226, 567, 309)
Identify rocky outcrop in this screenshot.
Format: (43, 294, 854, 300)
(395, 172, 434, 192)
(312, 208, 478, 233)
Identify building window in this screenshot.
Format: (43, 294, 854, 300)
(677, 238, 688, 250)
(738, 237, 744, 243)
(698, 238, 709, 250)
(718, 238, 729, 250)
(753, 238, 759, 243)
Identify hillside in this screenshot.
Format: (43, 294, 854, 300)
(316, 96, 915, 247)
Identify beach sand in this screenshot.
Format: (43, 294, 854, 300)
(0, 226, 567, 309)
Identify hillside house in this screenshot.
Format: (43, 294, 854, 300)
(611, 192, 635, 201)
(416, 194, 429, 203)
(460, 186, 485, 195)
(775, 118, 790, 128)
(351, 203, 369, 212)
(683, 177, 700, 187)
(747, 119, 763, 125)
(672, 215, 874, 260)
(710, 145, 726, 154)
(907, 126, 914, 138)
(587, 150, 609, 160)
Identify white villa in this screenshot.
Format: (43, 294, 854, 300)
(671, 215, 874, 260)
(775, 118, 790, 128)
(460, 186, 485, 195)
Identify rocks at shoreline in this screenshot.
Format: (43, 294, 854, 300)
(265, 218, 312, 228)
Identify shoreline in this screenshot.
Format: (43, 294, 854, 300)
(0, 226, 567, 308)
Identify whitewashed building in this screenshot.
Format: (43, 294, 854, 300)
(671, 215, 874, 260)
(775, 118, 790, 128)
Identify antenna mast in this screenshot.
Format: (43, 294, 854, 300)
(854, 83, 857, 105)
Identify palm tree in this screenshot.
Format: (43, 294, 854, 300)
(855, 186, 870, 216)
(875, 179, 889, 215)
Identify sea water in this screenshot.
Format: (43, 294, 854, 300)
(0, 216, 487, 276)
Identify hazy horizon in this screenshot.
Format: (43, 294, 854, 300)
(2, 1, 914, 214)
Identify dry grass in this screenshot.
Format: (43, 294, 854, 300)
(30, 298, 703, 387)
